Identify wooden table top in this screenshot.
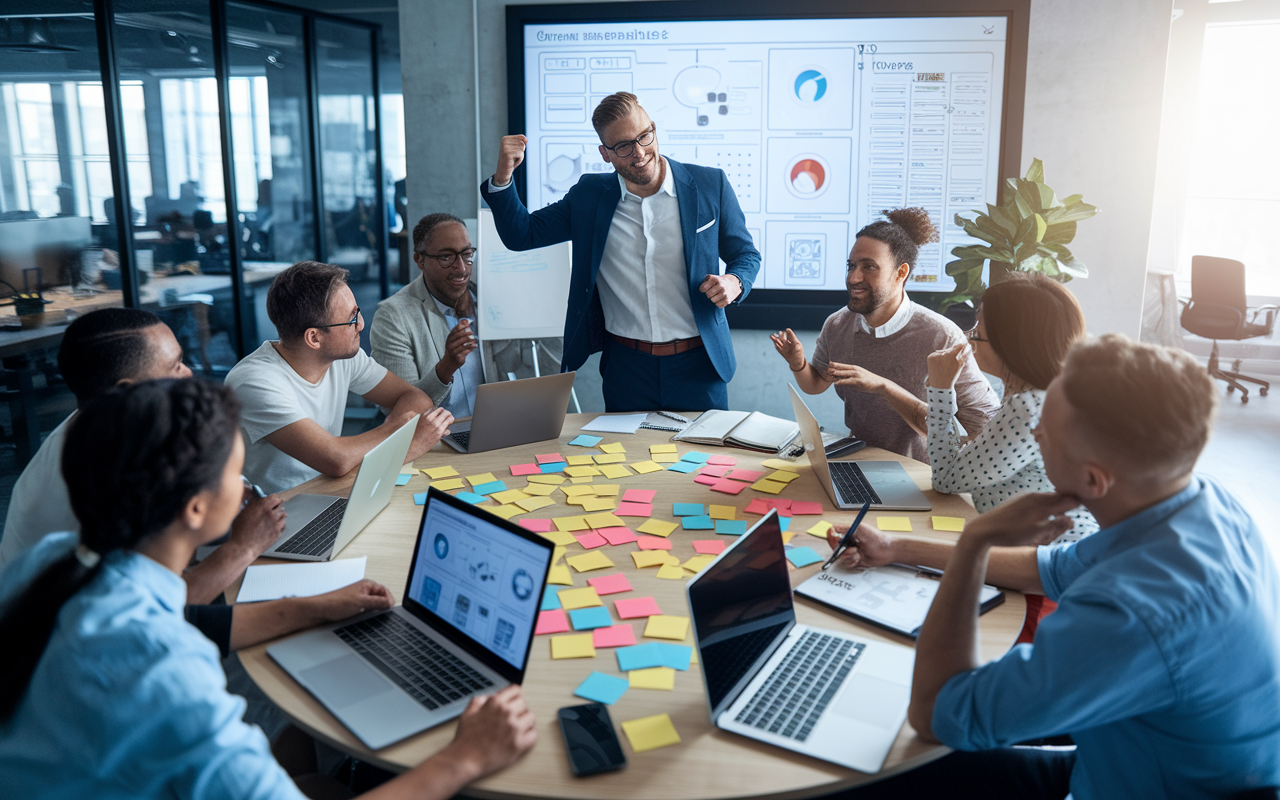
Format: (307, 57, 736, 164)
(231, 414, 1023, 800)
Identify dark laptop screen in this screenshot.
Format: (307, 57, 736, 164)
(688, 511, 795, 717)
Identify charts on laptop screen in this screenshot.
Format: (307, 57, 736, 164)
(408, 501, 550, 669)
(512, 6, 1017, 296)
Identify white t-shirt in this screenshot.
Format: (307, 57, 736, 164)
(0, 414, 79, 568)
(225, 342, 387, 494)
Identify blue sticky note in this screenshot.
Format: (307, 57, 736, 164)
(395, 473, 413, 486)
(574, 672, 629, 705)
(715, 519, 748, 535)
(681, 515, 714, 531)
(569, 606, 614, 630)
(472, 480, 508, 495)
(779, 516, 791, 532)
(540, 586, 562, 611)
(616, 643, 666, 671)
(786, 546, 823, 568)
(666, 460, 698, 473)
(569, 434, 604, 447)
(673, 503, 705, 516)
(456, 491, 487, 505)
(540, 462, 567, 473)
(679, 451, 710, 464)
(413, 492, 429, 505)
(657, 643, 693, 671)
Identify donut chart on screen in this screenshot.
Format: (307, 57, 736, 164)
(786, 155, 829, 199)
(794, 69, 828, 102)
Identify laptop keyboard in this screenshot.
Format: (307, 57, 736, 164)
(335, 613, 493, 710)
(733, 630, 865, 742)
(829, 462, 883, 506)
(448, 430, 471, 449)
(275, 498, 349, 556)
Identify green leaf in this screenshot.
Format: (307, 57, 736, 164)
(1058, 255, 1089, 279)
(1023, 158, 1045, 183)
(1039, 242, 1074, 262)
(945, 257, 986, 278)
(1045, 203, 1100, 224)
(961, 217, 1006, 247)
(1017, 179, 1044, 213)
(1018, 254, 1058, 275)
(987, 204, 1019, 235)
(967, 244, 1016, 262)
(1042, 221, 1077, 245)
(1036, 184, 1057, 210)
(1013, 193, 1033, 219)
(1061, 193, 1083, 206)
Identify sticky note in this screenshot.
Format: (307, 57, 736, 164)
(707, 455, 737, 466)
(790, 501, 823, 515)
(552, 545, 567, 565)
(682, 554, 715, 573)
(520, 518, 553, 533)
(699, 468, 729, 481)
(598, 526, 638, 546)
(594, 454, 627, 464)
(631, 550, 671, 569)
(431, 478, 465, 491)
(566, 550, 615, 572)
(574, 672, 629, 705)
(587, 573, 632, 595)
(561, 485, 594, 497)
(673, 503, 704, 516)
(616, 643, 664, 671)
(644, 615, 690, 641)
(679, 451, 710, 464)
(615, 596, 662, 619)
(621, 489, 655, 503)
(472, 480, 508, 496)
(489, 505, 524, 520)
(583, 512, 623, 529)
(554, 516, 589, 532)
(565, 465, 601, 478)
(516, 496, 554, 512)
(570, 606, 614, 630)
(769, 498, 793, 510)
(527, 474, 565, 485)
(714, 519, 748, 535)
(877, 516, 914, 532)
(566, 454, 597, 466)
(541, 530, 580, 548)
(521, 482, 557, 498)
(422, 466, 458, 479)
(693, 474, 719, 486)
(657, 643, 693, 671)
(651, 453, 680, 464)
(785, 547, 824, 568)
(540, 463, 567, 473)
(414, 492, 429, 505)
(629, 667, 676, 690)
(710, 479, 747, 495)
(592, 624, 637, 649)
(933, 516, 966, 532)
(570, 434, 604, 447)
(782, 531, 796, 544)
(751, 479, 787, 495)
(807, 520, 834, 538)
(630, 460, 662, 474)
(510, 463, 540, 476)
(666, 460, 698, 473)
(550, 634, 596, 659)
(535, 609, 570, 635)
(395, 473, 413, 486)
(574, 531, 608, 549)
(649, 444, 677, 454)
(540, 585, 562, 611)
(692, 539, 726, 555)
(591, 484, 621, 496)
(681, 515, 714, 531)
(761, 458, 796, 470)
(599, 464, 633, 479)
(547, 564, 573, 585)
(536, 453, 565, 464)
(768, 470, 801, 484)
(656, 564, 686, 580)
(728, 469, 764, 482)
(490, 489, 529, 504)
(579, 497, 615, 512)
(637, 535, 673, 551)
(636, 519, 678, 537)
(466, 472, 498, 486)
(455, 492, 488, 505)
(558, 587, 602, 609)
(744, 498, 771, 515)
(615, 502, 653, 517)
(707, 504, 736, 520)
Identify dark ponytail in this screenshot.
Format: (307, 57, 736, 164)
(855, 207, 940, 272)
(0, 378, 241, 720)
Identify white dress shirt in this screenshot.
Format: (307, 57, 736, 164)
(852, 296, 914, 338)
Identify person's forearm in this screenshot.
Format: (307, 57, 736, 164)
(361, 743, 483, 800)
(434, 359, 458, 386)
(889, 539, 1042, 594)
(229, 597, 331, 650)
(184, 540, 260, 605)
(793, 362, 830, 394)
(878, 381, 928, 436)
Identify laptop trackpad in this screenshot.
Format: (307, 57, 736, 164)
(299, 654, 395, 709)
(832, 675, 910, 730)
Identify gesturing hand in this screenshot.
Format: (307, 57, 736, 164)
(699, 274, 742, 308)
(927, 341, 970, 390)
(825, 361, 888, 394)
(770, 328, 806, 372)
(494, 135, 527, 186)
(437, 319, 478, 381)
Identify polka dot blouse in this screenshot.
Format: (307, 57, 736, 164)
(926, 386, 1097, 544)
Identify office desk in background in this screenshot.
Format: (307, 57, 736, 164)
(230, 415, 1024, 799)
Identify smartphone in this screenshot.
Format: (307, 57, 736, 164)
(824, 436, 866, 459)
(558, 703, 627, 777)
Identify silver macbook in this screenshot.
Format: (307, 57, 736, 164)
(264, 415, 419, 562)
(789, 385, 931, 511)
(444, 372, 575, 454)
(268, 487, 554, 750)
(688, 511, 914, 774)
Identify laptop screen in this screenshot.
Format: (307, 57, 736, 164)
(688, 511, 795, 718)
(406, 493, 552, 673)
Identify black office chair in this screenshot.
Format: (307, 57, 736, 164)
(1180, 256, 1277, 403)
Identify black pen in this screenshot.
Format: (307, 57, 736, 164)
(821, 500, 872, 571)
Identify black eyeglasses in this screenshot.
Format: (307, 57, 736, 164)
(314, 308, 361, 329)
(602, 125, 655, 159)
(415, 248, 476, 269)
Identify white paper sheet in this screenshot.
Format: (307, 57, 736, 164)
(580, 413, 647, 434)
(236, 557, 367, 603)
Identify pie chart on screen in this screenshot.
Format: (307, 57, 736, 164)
(786, 155, 829, 199)
(794, 69, 828, 103)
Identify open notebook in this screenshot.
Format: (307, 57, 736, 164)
(671, 410, 801, 453)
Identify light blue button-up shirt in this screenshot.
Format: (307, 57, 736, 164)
(933, 477, 1280, 798)
(429, 290, 483, 419)
(0, 533, 305, 800)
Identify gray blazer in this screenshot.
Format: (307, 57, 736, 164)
(369, 277, 561, 408)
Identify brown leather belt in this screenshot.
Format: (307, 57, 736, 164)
(609, 333, 703, 356)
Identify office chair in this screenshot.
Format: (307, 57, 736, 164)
(1180, 256, 1277, 403)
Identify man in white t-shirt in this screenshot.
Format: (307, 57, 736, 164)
(225, 261, 452, 494)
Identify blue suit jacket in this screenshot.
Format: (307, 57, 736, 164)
(480, 158, 761, 383)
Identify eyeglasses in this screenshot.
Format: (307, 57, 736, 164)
(415, 248, 476, 269)
(314, 308, 361, 329)
(967, 328, 988, 343)
(602, 125, 656, 159)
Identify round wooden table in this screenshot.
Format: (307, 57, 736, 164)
(231, 413, 1023, 799)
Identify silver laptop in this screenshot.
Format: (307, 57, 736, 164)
(269, 487, 554, 750)
(444, 372, 575, 453)
(789, 385, 931, 511)
(263, 415, 419, 562)
(688, 511, 914, 774)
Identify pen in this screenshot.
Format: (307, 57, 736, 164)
(821, 501, 872, 571)
(241, 474, 267, 499)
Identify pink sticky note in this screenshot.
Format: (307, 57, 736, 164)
(693, 539, 727, 555)
(771, 498, 793, 510)
(535, 609, 570, 635)
(593, 623, 637, 648)
(535, 453, 565, 464)
(727, 469, 765, 482)
(621, 489, 657, 503)
(510, 463, 540, 476)
(694, 474, 719, 486)
(574, 531, 608, 549)
(637, 535, 673, 551)
(790, 501, 823, 515)
(706, 455, 737, 466)
(615, 502, 653, 517)
(519, 518, 554, 532)
(615, 596, 663, 619)
(744, 498, 771, 515)
(711, 479, 747, 495)
(699, 465, 731, 477)
(588, 573, 633, 595)
(597, 526, 638, 546)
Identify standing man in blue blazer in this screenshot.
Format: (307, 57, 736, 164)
(480, 92, 761, 412)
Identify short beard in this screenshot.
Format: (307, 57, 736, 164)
(614, 156, 659, 188)
(846, 285, 882, 315)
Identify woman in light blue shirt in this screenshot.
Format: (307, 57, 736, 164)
(0, 379, 536, 799)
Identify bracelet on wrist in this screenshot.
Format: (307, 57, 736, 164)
(790, 359, 807, 373)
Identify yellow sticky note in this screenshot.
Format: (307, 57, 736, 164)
(636, 519, 679, 537)
(877, 516, 913, 532)
(708, 505, 736, 520)
(547, 564, 573, 585)
(629, 667, 676, 690)
(631, 550, 671, 569)
(644, 615, 690, 641)
(554, 516, 590, 532)
(566, 496, 589, 507)
(600, 442, 626, 454)
(562, 485, 596, 497)
(761, 458, 795, 470)
(932, 516, 966, 532)
(580, 497, 616, 512)
(566, 550, 615, 573)
(522, 482, 557, 496)
(651, 453, 680, 464)
(767, 471, 801, 484)
(541, 529, 580, 546)
(516, 496, 555, 512)
(593, 453, 627, 464)
(599, 464, 633, 479)
(565, 465, 602, 477)
(682, 555, 715, 573)
(806, 520, 834, 538)
(490, 489, 530, 505)
(781, 531, 796, 544)
(584, 512, 625, 529)
(558, 587, 602, 609)
(569, 476, 595, 484)
(649, 444, 678, 454)
(656, 563, 686, 580)
(422, 465, 459, 479)
(751, 479, 787, 495)
(621, 713, 681, 753)
(552, 545, 566, 565)
(592, 484, 621, 497)
(466, 472, 497, 486)
(430, 478, 465, 491)
(527, 474, 566, 485)
(630, 461, 662, 474)
(566, 454, 597, 466)
(489, 504, 525, 520)
(550, 633, 596, 659)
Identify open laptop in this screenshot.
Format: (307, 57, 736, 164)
(789, 384, 931, 511)
(268, 487, 554, 750)
(263, 415, 419, 562)
(443, 372, 575, 454)
(687, 510, 914, 774)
